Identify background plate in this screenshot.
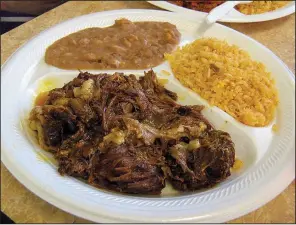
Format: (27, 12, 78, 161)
(148, 1, 295, 23)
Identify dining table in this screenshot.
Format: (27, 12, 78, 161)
(1, 1, 295, 223)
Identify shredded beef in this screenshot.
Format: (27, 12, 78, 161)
(29, 69, 235, 194)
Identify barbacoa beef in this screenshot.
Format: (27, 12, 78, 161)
(165, 130, 235, 191)
(29, 69, 235, 194)
(89, 144, 165, 194)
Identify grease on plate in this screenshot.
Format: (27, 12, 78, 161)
(161, 70, 171, 76)
(35, 91, 49, 106)
(233, 158, 244, 171)
(177, 93, 186, 101)
(272, 124, 279, 133)
(37, 77, 59, 94)
(36, 151, 56, 165)
(35, 77, 60, 106)
(158, 78, 169, 86)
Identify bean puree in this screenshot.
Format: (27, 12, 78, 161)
(45, 19, 181, 70)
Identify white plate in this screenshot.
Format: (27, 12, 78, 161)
(148, 1, 295, 23)
(1, 9, 295, 223)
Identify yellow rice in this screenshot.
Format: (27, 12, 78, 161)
(236, 1, 290, 15)
(165, 38, 279, 127)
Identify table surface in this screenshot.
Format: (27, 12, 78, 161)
(1, 1, 295, 223)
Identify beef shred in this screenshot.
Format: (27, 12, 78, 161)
(29, 70, 235, 194)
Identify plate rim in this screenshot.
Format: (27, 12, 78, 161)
(1, 9, 295, 223)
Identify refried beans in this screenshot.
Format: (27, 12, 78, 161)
(45, 19, 181, 70)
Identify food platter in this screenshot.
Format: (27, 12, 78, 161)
(148, 1, 296, 23)
(1, 9, 295, 223)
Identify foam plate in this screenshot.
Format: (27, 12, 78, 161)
(1, 9, 295, 223)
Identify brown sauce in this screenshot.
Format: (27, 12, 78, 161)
(45, 19, 181, 70)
